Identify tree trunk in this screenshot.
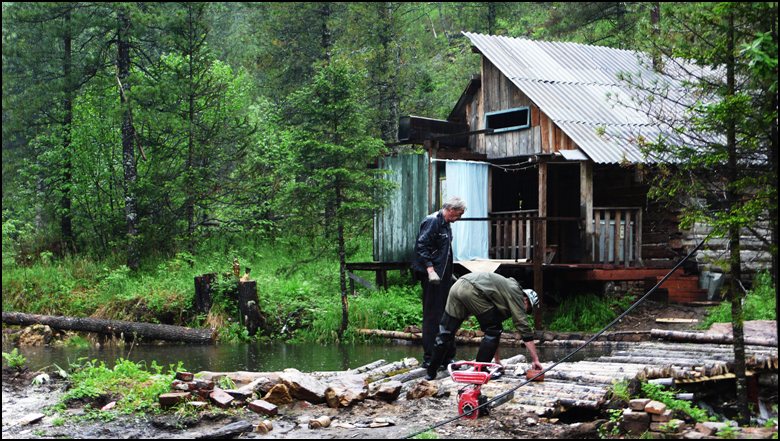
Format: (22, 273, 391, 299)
(337, 218, 348, 338)
(61, 9, 73, 251)
(2, 311, 216, 344)
(118, 10, 139, 270)
(726, 14, 749, 425)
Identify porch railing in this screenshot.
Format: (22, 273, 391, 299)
(590, 207, 643, 266)
(489, 210, 537, 260)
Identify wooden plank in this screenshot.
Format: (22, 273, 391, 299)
(656, 318, 699, 324)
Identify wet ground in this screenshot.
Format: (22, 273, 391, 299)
(2, 367, 565, 439)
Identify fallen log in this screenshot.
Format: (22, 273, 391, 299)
(650, 329, 778, 347)
(2, 311, 216, 344)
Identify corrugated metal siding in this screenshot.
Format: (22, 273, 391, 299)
(374, 152, 430, 262)
(464, 32, 702, 164)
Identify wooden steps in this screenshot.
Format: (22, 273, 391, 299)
(645, 275, 708, 303)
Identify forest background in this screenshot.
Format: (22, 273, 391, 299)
(2, 3, 777, 344)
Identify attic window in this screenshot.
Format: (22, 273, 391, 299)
(485, 107, 530, 133)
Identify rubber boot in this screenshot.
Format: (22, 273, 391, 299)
(425, 312, 462, 380)
(425, 343, 448, 380)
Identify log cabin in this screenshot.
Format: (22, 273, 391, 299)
(350, 33, 771, 326)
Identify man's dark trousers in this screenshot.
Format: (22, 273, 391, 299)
(420, 268, 455, 366)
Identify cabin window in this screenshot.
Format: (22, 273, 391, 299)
(485, 107, 530, 133)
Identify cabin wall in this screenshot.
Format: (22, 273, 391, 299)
(468, 58, 578, 159)
(374, 153, 431, 262)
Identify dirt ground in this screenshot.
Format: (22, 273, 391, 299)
(0, 302, 756, 440)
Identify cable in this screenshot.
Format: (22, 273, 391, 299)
(403, 232, 712, 439)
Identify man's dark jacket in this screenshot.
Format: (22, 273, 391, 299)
(411, 210, 452, 277)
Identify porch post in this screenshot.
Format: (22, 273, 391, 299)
(534, 159, 548, 330)
(580, 160, 593, 263)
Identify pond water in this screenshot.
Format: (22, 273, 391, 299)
(4, 341, 613, 373)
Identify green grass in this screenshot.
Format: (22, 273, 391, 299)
(544, 292, 632, 333)
(60, 358, 175, 415)
(699, 271, 776, 330)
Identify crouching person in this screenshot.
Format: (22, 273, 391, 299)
(425, 271, 544, 381)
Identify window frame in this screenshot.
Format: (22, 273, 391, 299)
(484, 107, 531, 134)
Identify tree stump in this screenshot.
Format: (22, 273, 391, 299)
(238, 280, 264, 336)
(194, 273, 216, 315)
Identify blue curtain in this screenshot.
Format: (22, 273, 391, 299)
(446, 161, 488, 261)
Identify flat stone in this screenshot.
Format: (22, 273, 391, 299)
(248, 400, 278, 417)
(18, 413, 46, 426)
(645, 400, 667, 415)
(630, 398, 652, 410)
(172, 380, 196, 391)
(694, 421, 728, 436)
(280, 368, 327, 404)
(209, 389, 234, 409)
(224, 389, 253, 401)
(622, 409, 651, 423)
(175, 371, 194, 381)
(650, 419, 684, 433)
(159, 392, 191, 406)
(652, 409, 674, 422)
(619, 419, 650, 436)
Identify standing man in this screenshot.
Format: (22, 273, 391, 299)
(412, 196, 466, 369)
(425, 271, 543, 381)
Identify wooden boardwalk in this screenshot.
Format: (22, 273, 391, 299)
(471, 342, 778, 417)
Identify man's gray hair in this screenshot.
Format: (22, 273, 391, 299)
(442, 196, 467, 212)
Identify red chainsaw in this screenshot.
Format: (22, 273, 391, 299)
(448, 361, 503, 419)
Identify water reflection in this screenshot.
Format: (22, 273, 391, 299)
(4, 342, 612, 373)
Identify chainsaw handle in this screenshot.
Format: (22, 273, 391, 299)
(447, 361, 503, 377)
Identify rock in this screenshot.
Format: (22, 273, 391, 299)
(369, 381, 402, 403)
(17, 413, 46, 426)
(237, 377, 270, 396)
(650, 419, 684, 433)
(263, 384, 293, 406)
(159, 392, 191, 406)
(652, 409, 674, 422)
(209, 389, 234, 409)
(622, 409, 651, 423)
(620, 419, 651, 437)
(645, 400, 667, 415)
(224, 389, 253, 401)
(280, 368, 327, 404)
(630, 398, 652, 410)
(195, 421, 253, 439)
(248, 399, 278, 416)
(694, 421, 728, 436)
(406, 380, 438, 400)
(175, 371, 195, 381)
(557, 420, 605, 438)
(324, 374, 368, 408)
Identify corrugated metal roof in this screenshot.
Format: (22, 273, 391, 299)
(464, 33, 699, 164)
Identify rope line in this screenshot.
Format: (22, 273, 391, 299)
(403, 232, 711, 439)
